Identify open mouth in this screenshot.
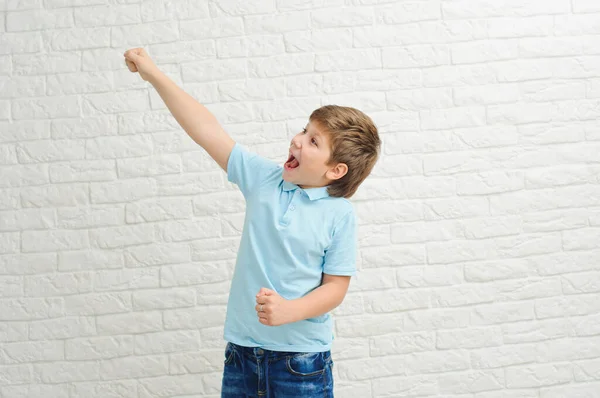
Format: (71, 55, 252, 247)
(284, 151, 300, 170)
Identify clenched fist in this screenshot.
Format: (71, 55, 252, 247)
(255, 287, 298, 327)
(123, 48, 160, 82)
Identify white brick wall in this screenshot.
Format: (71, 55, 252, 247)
(1, 0, 600, 397)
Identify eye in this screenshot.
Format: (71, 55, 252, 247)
(311, 138, 317, 146)
(302, 128, 307, 134)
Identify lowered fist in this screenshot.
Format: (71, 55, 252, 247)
(255, 287, 298, 327)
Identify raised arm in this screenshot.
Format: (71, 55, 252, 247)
(124, 48, 235, 172)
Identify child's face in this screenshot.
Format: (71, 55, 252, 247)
(283, 121, 343, 189)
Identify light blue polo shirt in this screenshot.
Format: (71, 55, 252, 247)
(223, 142, 357, 352)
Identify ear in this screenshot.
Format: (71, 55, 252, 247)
(326, 162, 348, 181)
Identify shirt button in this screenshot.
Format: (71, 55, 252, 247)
(290, 205, 295, 211)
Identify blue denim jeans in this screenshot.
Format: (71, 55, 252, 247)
(221, 341, 334, 397)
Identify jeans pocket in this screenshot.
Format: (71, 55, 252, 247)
(285, 352, 328, 377)
(224, 342, 235, 366)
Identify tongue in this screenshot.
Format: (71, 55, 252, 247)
(289, 158, 299, 168)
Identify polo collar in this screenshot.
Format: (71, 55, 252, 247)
(282, 180, 330, 201)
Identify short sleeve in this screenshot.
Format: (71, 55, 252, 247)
(323, 210, 357, 276)
(227, 142, 281, 198)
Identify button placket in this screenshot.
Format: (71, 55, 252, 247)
(280, 189, 301, 225)
(288, 190, 298, 212)
(291, 189, 302, 211)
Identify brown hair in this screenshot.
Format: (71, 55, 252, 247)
(309, 105, 381, 198)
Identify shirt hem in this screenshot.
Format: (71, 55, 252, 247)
(224, 334, 331, 353)
(323, 270, 356, 276)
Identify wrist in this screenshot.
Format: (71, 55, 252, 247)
(147, 68, 166, 86)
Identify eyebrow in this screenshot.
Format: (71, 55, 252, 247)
(306, 125, 322, 137)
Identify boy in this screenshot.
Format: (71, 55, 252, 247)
(124, 48, 381, 397)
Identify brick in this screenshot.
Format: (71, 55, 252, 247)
(68, 381, 137, 398)
(451, 39, 519, 64)
(311, 7, 373, 28)
(111, 22, 178, 47)
(439, 370, 505, 394)
(1, 340, 64, 364)
(0, 75, 45, 99)
(75, 5, 140, 27)
(180, 17, 243, 39)
(245, 11, 310, 34)
(442, 0, 570, 19)
(12, 96, 79, 120)
(0, 32, 42, 54)
(29, 316, 96, 340)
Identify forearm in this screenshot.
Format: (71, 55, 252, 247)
(148, 71, 221, 147)
(291, 282, 347, 322)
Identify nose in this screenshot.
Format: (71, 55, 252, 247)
(290, 134, 301, 148)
